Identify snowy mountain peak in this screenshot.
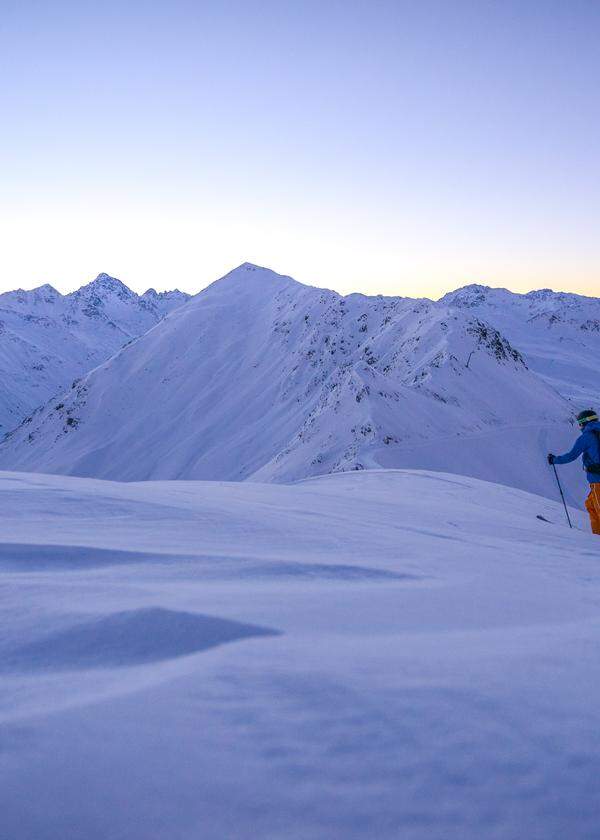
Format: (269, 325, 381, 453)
(141, 287, 188, 301)
(32, 283, 60, 297)
(441, 281, 600, 404)
(229, 262, 284, 278)
(239, 261, 268, 272)
(139, 287, 190, 316)
(218, 262, 299, 287)
(453, 283, 491, 294)
(95, 272, 121, 283)
(440, 284, 496, 308)
(0, 272, 191, 433)
(199, 263, 303, 301)
(522, 287, 595, 308)
(80, 273, 135, 299)
(525, 288, 555, 300)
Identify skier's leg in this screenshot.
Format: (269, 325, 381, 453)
(585, 487, 600, 535)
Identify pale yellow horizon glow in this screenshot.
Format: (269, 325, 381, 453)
(1, 201, 598, 301)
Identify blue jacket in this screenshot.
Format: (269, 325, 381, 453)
(554, 420, 600, 483)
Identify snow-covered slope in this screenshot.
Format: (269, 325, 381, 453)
(441, 284, 600, 405)
(0, 264, 580, 502)
(0, 273, 189, 433)
(2, 468, 600, 839)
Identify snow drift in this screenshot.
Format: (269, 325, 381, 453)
(1, 468, 600, 839)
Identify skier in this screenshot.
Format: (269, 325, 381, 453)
(548, 409, 600, 535)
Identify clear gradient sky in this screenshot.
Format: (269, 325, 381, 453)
(1, 0, 599, 297)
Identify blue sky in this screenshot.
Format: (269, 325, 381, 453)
(1, 0, 599, 296)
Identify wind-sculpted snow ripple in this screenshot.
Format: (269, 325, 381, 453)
(146, 555, 421, 581)
(0, 542, 188, 570)
(0, 543, 421, 581)
(2, 607, 280, 673)
(202, 560, 418, 581)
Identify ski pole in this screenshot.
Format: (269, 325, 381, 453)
(552, 463, 572, 529)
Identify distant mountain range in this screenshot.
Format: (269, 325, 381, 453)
(0, 263, 593, 504)
(0, 273, 188, 432)
(441, 284, 600, 405)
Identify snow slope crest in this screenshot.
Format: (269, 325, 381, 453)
(3, 468, 598, 840)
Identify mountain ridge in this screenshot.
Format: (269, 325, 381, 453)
(440, 281, 600, 404)
(0, 262, 596, 503)
(7, 272, 188, 300)
(6, 265, 596, 308)
(0, 273, 190, 433)
(0, 263, 579, 504)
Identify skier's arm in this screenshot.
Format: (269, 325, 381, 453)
(553, 436, 586, 465)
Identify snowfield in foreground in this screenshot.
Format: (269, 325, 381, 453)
(2, 469, 600, 839)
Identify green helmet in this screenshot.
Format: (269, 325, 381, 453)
(577, 409, 598, 426)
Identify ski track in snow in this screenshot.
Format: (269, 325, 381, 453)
(2, 468, 600, 839)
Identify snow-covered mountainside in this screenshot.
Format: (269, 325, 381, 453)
(441, 284, 600, 405)
(0, 264, 581, 502)
(2, 468, 600, 839)
(0, 273, 189, 433)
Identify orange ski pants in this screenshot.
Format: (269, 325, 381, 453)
(585, 484, 600, 535)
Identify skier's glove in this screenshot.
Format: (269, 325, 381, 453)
(547, 453, 555, 465)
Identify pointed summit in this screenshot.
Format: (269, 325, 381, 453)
(90, 273, 134, 294)
(204, 263, 304, 298)
(225, 262, 283, 278)
(35, 283, 59, 293)
(31, 283, 61, 298)
(70, 273, 136, 302)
